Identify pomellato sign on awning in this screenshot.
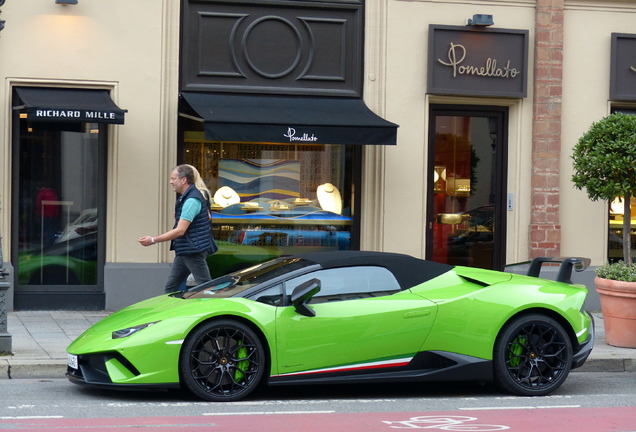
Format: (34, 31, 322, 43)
(428, 25, 529, 98)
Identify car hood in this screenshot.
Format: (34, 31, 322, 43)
(84, 295, 186, 333)
(68, 294, 272, 354)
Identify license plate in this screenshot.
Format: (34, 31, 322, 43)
(67, 354, 78, 370)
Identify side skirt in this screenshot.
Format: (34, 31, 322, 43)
(267, 351, 493, 386)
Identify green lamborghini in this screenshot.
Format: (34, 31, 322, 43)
(66, 251, 594, 401)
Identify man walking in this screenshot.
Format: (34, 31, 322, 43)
(138, 164, 215, 293)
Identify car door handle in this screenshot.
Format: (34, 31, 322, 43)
(403, 310, 431, 319)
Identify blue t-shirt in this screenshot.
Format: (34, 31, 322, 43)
(180, 197, 202, 222)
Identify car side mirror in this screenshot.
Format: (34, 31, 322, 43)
(291, 278, 320, 317)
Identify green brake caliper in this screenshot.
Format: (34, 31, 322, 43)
(508, 336, 526, 367)
(234, 343, 248, 382)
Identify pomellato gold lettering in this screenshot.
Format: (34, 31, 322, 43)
(438, 42, 520, 79)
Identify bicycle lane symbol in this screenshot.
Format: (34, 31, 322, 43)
(382, 415, 510, 430)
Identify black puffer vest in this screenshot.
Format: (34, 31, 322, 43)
(171, 185, 213, 256)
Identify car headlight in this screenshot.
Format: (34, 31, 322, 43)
(112, 321, 159, 339)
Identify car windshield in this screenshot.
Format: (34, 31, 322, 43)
(176, 257, 312, 299)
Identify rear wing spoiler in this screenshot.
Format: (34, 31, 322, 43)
(526, 257, 591, 284)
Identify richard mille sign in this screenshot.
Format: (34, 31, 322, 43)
(428, 25, 529, 98)
(34, 110, 118, 121)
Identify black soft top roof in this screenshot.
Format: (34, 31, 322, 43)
(294, 250, 454, 290)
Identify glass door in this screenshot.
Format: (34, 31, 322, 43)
(427, 105, 507, 270)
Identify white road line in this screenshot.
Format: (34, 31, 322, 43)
(460, 405, 581, 411)
(0, 415, 64, 419)
(203, 411, 335, 416)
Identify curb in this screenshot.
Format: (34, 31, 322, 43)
(2, 359, 68, 380)
(575, 357, 636, 373)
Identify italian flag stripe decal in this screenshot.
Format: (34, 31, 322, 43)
(273, 357, 413, 377)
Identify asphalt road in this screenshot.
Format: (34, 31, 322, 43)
(1, 371, 635, 431)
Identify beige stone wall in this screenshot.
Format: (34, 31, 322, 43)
(368, 0, 537, 264)
(362, 0, 636, 266)
(0, 0, 180, 265)
(561, 1, 636, 264)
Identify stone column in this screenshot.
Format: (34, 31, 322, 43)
(530, 0, 564, 258)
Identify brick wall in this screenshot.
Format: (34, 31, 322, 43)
(530, 0, 564, 258)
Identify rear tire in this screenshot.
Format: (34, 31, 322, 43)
(493, 314, 572, 396)
(179, 319, 265, 402)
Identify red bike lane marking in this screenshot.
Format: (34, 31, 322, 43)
(1, 407, 635, 431)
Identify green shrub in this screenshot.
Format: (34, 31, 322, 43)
(572, 112, 636, 268)
(595, 261, 636, 282)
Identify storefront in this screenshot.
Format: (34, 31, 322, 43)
(10, 87, 126, 309)
(176, 0, 397, 278)
(0, 0, 173, 311)
(425, 25, 527, 270)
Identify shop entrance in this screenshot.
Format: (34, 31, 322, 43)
(9, 87, 124, 310)
(427, 105, 508, 270)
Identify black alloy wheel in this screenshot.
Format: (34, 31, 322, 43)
(493, 314, 573, 396)
(179, 319, 265, 402)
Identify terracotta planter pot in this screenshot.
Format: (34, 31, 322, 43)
(594, 276, 636, 349)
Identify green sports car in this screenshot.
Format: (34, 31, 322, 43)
(66, 251, 594, 401)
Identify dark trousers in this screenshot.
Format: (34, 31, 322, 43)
(164, 251, 211, 293)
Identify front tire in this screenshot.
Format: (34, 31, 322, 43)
(493, 314, 572, 396)
(179, 319, 265, 402)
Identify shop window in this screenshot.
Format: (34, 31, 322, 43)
(608, 108, 636, 263)
(14, 120, 103, 288)
(608, 197, 636, 263)
(183, 138, 355, 278)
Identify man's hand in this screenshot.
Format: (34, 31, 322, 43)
(138, 236, 154, 247)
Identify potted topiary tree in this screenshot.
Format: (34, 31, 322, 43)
(572, 111, 636, 348)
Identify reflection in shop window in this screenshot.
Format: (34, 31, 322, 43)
(609, 196, 636, 263)
(183, 139, 353, 277)
(17, 120, 100, 286)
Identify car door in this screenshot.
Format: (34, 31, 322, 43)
(274, 266, 438, 377)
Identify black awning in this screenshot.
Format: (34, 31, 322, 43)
(180, 92, 398, 145)
(14, 87, 127, 124)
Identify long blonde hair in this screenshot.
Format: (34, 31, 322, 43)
(175, 164, 211, 203)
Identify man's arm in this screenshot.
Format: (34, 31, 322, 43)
(138, 218, 191, 247)
(138, 197, 200, 247)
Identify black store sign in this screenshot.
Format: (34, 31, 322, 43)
(428, 25, 529, 98)
(610, 33, 636, 101)
(181, 0, 363, 97)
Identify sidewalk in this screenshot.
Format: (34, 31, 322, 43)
(1, 311, 635, 380)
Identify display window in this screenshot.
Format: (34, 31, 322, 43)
(608, 108, 636, 263)
(14, 119, 103, 288)
(182, 135, 357, 278)
(608, 197, 636, 262)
